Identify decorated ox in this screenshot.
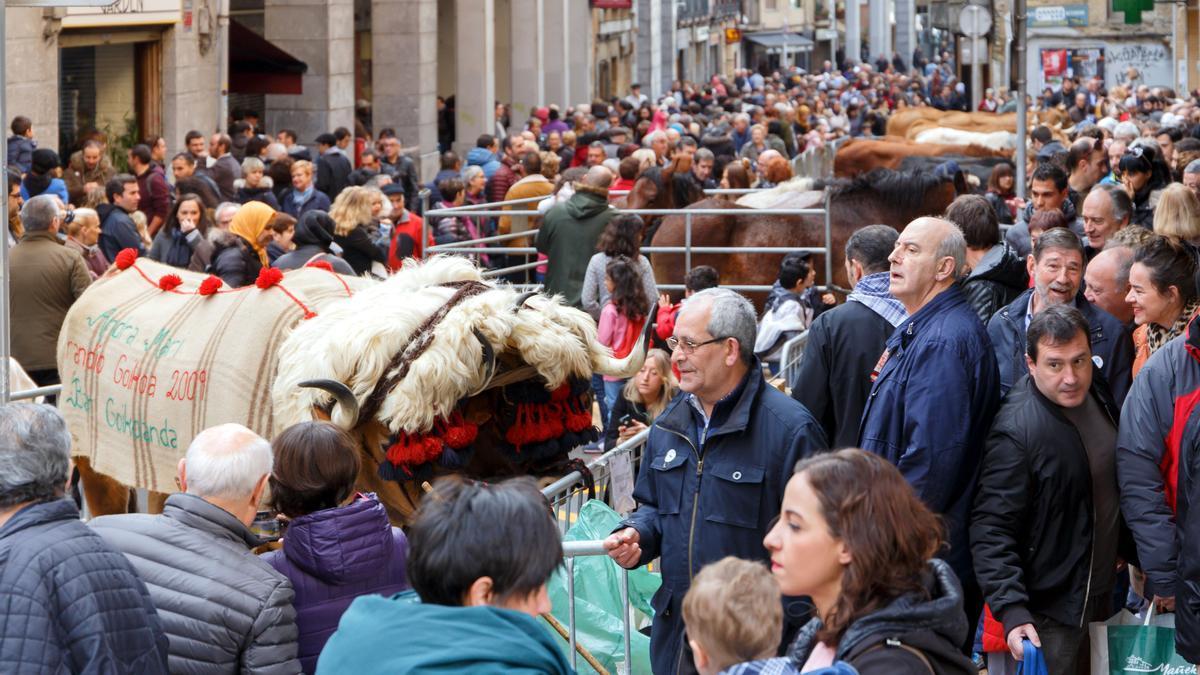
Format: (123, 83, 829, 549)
(271, 255, 647, 524)
(833, 136, 1009, 177)
(886, 108, 1071, 139)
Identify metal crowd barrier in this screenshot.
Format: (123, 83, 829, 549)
(10, 384, 58, 401)
(423, 186, 836, 292)
(560, 540, 634, 675)
(778, 330, 810, 391)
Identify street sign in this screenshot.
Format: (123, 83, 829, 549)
(959, 4, 993, 37)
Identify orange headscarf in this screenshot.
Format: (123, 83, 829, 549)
(228, 201, 275, 267)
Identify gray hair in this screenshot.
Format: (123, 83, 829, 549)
(214, 202, 240, 222)
(1113, 121, 1140, 143)
(182, 423, 273, 501)
(1091, 183, 1133, 226)
(643, 130, 666, 147)
(694, 147, 714, 162)
(461, 165, 485, 183)
(680, 288, 757, 364)
(933, 223, 968, 281)
(20, 195, 60, 233)
(1185, 159, 1200, 176)
(241, 156, 265, 174)
(0, 404, 71, 508)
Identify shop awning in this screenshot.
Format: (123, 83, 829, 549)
(743, 31, 815, 52)
(228, 20, 307, 95)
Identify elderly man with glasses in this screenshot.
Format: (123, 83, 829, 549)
(605, 287, 828, 675)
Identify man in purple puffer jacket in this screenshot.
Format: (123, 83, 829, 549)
(262, 422, 411, 674)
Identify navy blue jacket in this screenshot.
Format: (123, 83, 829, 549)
(623, 366, 828, 675)
(987, 290, 1133, 407)
(858, 286, 1000, 588)
(0, 499, 169, 673)
(96, 203, 147, 262)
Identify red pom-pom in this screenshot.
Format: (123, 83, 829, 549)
(306, 260, 334, 271)
(114, 248, 139, 270)
(157, 274, 183, 291)
(385, 432, 444, 467)
(443, 420, 478, 449)
(198, 276, 223, 296)
(255, 267, 284, 289)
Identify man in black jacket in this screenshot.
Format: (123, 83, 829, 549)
(987, 227, 1133, 406)
(947, 194, 1027, 323)
(315, 132, 352, 201)
(792, 224, 906, 447)
(972, 305, 1126, 674)
(0, 403, 169, 673)
(97, 174, 146, 261)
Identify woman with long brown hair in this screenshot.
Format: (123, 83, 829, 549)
(984, 162, 1019, 225)
(762, 449, 975, 674)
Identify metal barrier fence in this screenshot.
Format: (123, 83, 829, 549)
(778, 330, 810, 390)
(791, 135, 852, 180)
(422, 187, 835, 293)
(560, 540, 634, 674)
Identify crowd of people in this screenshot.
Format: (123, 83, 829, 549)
(4, 56, 1200, 675)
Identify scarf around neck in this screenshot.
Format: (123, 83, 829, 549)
(1146, 298, 1200, 356)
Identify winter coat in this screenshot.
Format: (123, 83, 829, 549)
(90, 493, 301, 674)
(317, 598, 572, 674)
(19, 177, 70, 205)
(280, 188, 332, 220)
(1130, 184, 1164, 230)
(262, 497, 410, 674)
(623, 367, 828, 675)
(487, 158, 520, 203)
(0, 499, 169, 674)
(786, 560, 976, 675)
(64, 150, 116, 206)
(333, 223, 386, 276)
(176, 174, 223, 209)
(426, 169, 459, 206)
(858, 286, 1001, 590)
(960, 243, 1028, 324)
(97, 203, 146, 262)
(273, 211, 356, 275)
(603, 394, 649, 451)
(316, 151, 352, 200)
(498, 174, 554, 248)
(793, 294, 898, 448)
(1116, 318, 1200, 603)
(9, 230, 92, 370)
(987, 290, 1133, 406)
(971, 376, 1130, 638)
(149, 227, 214, 272)
(209, 231, 264, 288)
(984, 191, 1017, 225)
(1175, 320, 1200, 662)
(535, 187, 615, 308)
(380, 154, 420, 211)
(209, 153, 241, 202)
(236, 177, 282, 211)
(7, 135, 35, 174)
(1005, 199, 1086, 258)
(136, 163, 172, 229)
(64, 235, 109, 279)
(465, 146, 502, 179)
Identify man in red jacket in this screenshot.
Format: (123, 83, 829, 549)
(383, 184, 433, 271)
(487, 136, 526, 203)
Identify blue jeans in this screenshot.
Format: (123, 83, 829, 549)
(603, 379, 626, 425)
(590, 373, 609, 432)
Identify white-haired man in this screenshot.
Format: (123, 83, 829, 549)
(92, 424, 301, 674)
(605, 288, 827, 674)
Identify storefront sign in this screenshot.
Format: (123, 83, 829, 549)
(725, 27, 742, 44)
(591, 0, 633, 8)
(1028, 4, 1088, 27)
(63, 0, 181, 28)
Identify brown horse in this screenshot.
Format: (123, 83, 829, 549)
(645, 169, 958, 299)
(834, 136, 1010, 177)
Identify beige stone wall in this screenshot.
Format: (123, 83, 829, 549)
(5, 7, 59, 152)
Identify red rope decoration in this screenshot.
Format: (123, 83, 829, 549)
(305, 260, 333, 271)
(158, 274, 183, 291)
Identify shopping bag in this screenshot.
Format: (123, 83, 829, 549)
(1089, 606, 1193, 674)
(1016, 641, 1049, 675)
(546, 499, 661, 675)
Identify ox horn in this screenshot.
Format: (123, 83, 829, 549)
(471, 327, 497, 396)
(512, 291, 538, 311)
(591, 303, 656, 379)
(298, 379, 359, 431)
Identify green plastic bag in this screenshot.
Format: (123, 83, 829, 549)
(1089, 608, 1193, 674)
(545, 499, 661, 674)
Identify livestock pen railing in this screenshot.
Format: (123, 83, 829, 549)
(421, 186, 836, 293)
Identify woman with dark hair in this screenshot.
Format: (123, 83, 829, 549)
(581, 213, 658, 321)
(272, 210, 356, 275)
(1127, 235, 1200, 377)
(261, 421, 409, 674)
(759, 449, 975, 674)
(148, 193, 215, 271)
(318, 477, 571, 674)
(984, 162, 1019, 225)
(721, 159, 753, 193)
(1118, 145, 1169, 229)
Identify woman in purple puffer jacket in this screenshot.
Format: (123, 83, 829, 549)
(262, 421, 411, 674)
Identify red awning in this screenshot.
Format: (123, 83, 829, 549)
(228, 20, 308, 95)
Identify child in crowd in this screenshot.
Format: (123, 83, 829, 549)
(681, 557, 784, 675)
(755, 253, 835, 372)
(597, 256, 650, 424)
(656, 264, 720, 342)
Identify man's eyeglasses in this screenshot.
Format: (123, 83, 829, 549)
(666, 335, 729, 355)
